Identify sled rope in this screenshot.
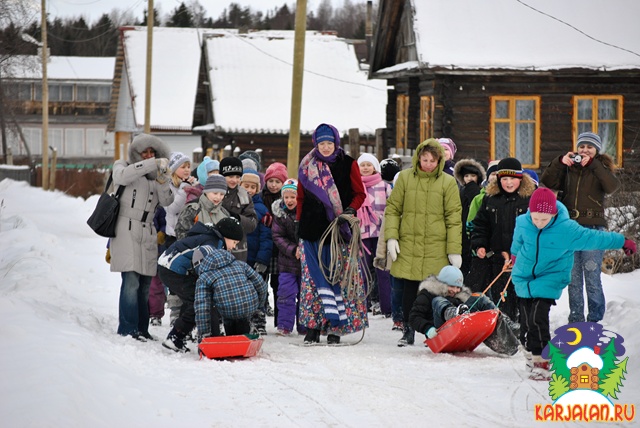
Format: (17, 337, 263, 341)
(467, 261, 512, 312)
(318, 213, 372, 300)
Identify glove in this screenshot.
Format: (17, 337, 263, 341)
(448, 254, 462, 268)
(157, 231, 166, 246)
(105, 248, 111, 264)
(254, 262, 267, 274)
(426, 327, 437, 339)
(261, 212, 273, 228)
(387, 238, 400, 261)
(623, 239, 637, 256)
(230, 212, 241, 221)
(510, 254, 516, 267)
(343, 207, 356, 216)
(156, 158, 169, 175)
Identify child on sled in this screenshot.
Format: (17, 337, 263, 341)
(408, 265, 518, 355)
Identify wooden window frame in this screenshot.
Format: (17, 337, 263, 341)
(396, 94, 409, 150)
(572, 95, 623, 166)
(490, 96, 541, 168)
(419, 95, 434, 143)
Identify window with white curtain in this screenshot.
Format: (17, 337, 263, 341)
(86, 128, 106, 155)
(23, 128, 42, 155)
(48, 129, 64, 156)
(65, 129, 84, 156)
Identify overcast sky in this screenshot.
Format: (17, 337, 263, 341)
(44, 0, 348, 25)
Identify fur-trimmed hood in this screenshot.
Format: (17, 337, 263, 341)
(418, 275, 472, 302)
(485, 173, 536, 198)
(453, 159, 486, 186)
(128, 133, 171, 164)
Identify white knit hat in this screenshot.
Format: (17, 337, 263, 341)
(357, 153, 381, 173)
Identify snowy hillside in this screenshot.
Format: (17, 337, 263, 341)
(0, 179, 638, 427)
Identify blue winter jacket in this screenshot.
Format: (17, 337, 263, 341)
(511, 202, 624, 300)
(194, 249, 268, 336)
(246, 193, 273, 266)
(157, 222, 224, 275)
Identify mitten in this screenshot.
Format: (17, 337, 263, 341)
(448, 254, 462, 268)
(510, 254, 516, 267)
(387, 238, 400, 261)
(261, 212, 273, 228)
(156, 158, 169, 175)
(623, 239, 637, 256)
(343, 207, 356, 216)
(426, 327, 437, 339)
(254, 262, 267, 274)
(157, 231, 166, 246)
(105, 248, 111, 264)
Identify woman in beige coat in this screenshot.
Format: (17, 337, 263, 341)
(110, 133, 174, 340)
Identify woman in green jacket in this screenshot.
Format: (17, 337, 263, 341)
(384, 139, 462, 346)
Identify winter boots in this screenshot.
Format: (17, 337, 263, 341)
(530, 355, 551, 381)
(398, 325, 415, 347)
(327, 334, 341, 344)
(251, 310, 267, 336)
(392, 321, 404, 331)
(444, 304, 469, 321)
(303, 329, 321, 344)
(162, 328, 190, 353)
(150, 317, 162, 326)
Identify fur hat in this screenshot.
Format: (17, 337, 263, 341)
(265, 162, 288, 184)
(380, 158, 400, 182)
(576, 132, 602, 153)
(216, 217, 244, 241)
(241, 168, 261, 192)
(437, 138, 457, 158)
(220, 157, 243, 177)
(239, 151, 262, 171)
(529, 187, 558, 215)
(168, 152, 190, 173)
(129, 133, 171, 163)
(281, 178, 298, 195)
(357, 153, 381, 173)
(437, 266, 464, 287)
(312, 123, 340, 147)
(497, 157, 523, 179)
(203, 174, 227, 194)
(207, 159, 220, 173)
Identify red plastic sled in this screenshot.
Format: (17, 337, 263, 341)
(425, 309, 499, 353)
(198, 334, 264, 359)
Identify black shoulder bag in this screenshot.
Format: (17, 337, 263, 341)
(87, 173, 125, 238)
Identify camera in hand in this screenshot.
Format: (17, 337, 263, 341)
(570, 153, 582, 164)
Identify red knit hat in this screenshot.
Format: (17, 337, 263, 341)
(264, 162, 288, 184)
(529, 188, 558, 214)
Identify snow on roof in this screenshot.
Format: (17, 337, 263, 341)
(411, 0, 640, 71)
(205, 30, 388, 135)
(122, 27, 223, 131)
(566, 347, 604, 370)
(3, 56, 114, 80)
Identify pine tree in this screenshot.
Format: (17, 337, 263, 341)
(600, 357, 628, 400)
(167, 2, 194, 28)
(598, 338, 619, 384)
(547, 342, 571, 383)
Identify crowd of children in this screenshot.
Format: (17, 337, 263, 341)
(108, 130, 636, 381)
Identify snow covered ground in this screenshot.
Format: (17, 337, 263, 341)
(1, 178, 638, 427)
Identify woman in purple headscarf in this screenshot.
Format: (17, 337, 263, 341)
(296, 123, 367, 345)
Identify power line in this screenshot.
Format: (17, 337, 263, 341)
(515, 0, 640, 59)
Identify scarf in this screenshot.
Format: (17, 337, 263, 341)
(357, 173, 382, 230)
(298, 149, 344, 222)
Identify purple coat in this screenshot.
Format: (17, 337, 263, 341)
(271, 199, 301, 275)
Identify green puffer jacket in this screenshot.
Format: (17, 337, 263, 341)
(384, 139, 462, 281)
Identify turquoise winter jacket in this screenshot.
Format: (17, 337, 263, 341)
(511, 202, 624, 300)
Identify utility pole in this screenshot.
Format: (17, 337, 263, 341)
(41, 0, 49, 190)
(144, 0, 154, 134)
(286, 0, 307, 177)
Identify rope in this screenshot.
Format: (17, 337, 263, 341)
(466, 260, 512, 312)
(317, 214, 373, 301)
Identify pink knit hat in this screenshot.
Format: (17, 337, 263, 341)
(264, 162, 288, 184)
(438, 138, 457, 158)
(529, 188, 558, 215)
